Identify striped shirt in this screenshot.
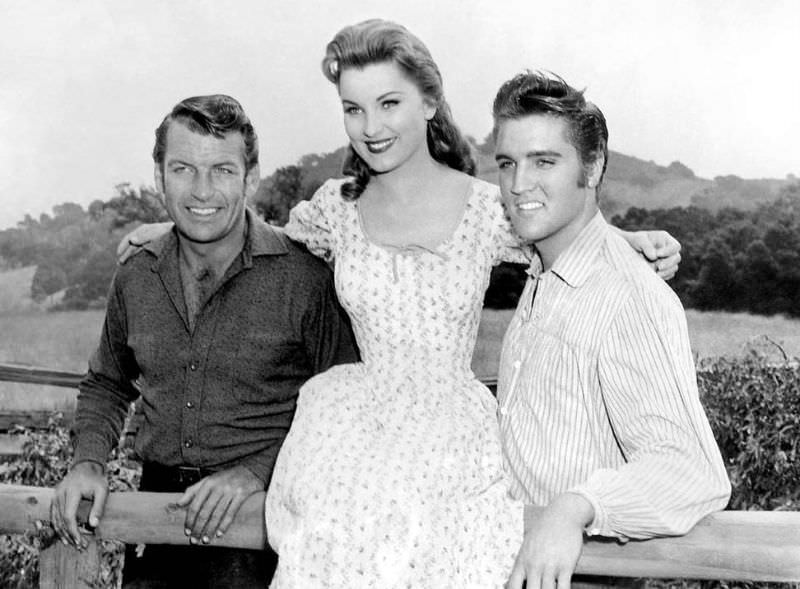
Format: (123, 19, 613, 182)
(497, 212, 730, 540)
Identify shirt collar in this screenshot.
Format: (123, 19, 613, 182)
(143, 208, 288, 268)
(529, 210, 609, 288)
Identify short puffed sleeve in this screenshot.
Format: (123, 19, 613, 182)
(284, 179, 348, 263)
(482, 182, 533, 265)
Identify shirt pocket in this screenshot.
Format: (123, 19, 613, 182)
(519, 326, 588, 417)
(229, 330, 306, 404)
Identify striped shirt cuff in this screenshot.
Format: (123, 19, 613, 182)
(569, 486, 627, 541)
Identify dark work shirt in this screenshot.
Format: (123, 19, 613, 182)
(73, 210, 358, 484)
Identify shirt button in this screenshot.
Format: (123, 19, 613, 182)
(184, 440, 193, 448)
(189, 362, 197, 371)
(186, 401, 194, 409)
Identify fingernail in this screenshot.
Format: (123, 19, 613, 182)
(215, 530, 223, 538)
(202, 536, 209, 544)
(184, 528, 191, 536)
(189, 537, 198, 545)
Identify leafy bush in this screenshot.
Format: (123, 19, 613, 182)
(699, 356, 800, 512)
(0, 415, 139, 588)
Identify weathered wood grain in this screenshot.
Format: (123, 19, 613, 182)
(1, 484, 798, 582)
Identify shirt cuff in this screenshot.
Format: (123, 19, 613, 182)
(238, 447, 280, 487)
(568, 485, 627, 541)
(72, 431, 113, 468)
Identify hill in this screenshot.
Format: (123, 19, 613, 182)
(265, 140, 792, 219)
(475, 142, 790, 217)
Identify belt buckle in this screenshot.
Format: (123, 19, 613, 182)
(176, 466, 204, 486)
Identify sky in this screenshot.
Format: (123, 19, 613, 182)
(1, 0, 798, 230)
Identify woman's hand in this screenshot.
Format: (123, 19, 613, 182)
(116, 222, 174, 263)
(623, 229, 682, 280)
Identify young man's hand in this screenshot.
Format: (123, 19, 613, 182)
(628, 229, 682, 280)
(116, 222, 173, 263)
(507, 493, 594, 589)
(50, 461, 108, 550)
(176, 465, 263, 544)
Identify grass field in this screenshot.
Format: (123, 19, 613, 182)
(2, 307, 800, 411)
(471, 308, 800, 378)
(0, 266, 39, 314)
(0, 310, 105, 411)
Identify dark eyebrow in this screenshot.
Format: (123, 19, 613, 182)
(376, 91, 403, 101)
(342, 91, 403, 105)
(167, 159, 240, 168)
(495, 149, 563, 162)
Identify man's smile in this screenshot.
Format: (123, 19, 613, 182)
(187, 206, 222, 217)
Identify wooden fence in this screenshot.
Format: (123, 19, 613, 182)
(1, 484, 799, 587)
(2, 363, 800, 587)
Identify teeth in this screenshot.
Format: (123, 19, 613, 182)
(366, 138, 396, 152)
(518, 202, 543, 211)
(189, 207, 218, 216)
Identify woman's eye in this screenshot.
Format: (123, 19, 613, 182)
(382, 100, 399, 109)
(344, 106, 361, 115)
(537, 159, 555, 168)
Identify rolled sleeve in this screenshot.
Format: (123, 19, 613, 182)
(72, 276, 140, 466)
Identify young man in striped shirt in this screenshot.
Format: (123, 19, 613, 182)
(493, 71, 731, 589)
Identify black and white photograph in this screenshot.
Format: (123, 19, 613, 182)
(1, 1, 798, 587)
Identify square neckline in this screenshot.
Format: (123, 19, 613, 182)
(354, 176, 477, 255)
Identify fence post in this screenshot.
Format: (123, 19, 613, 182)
(39, 539, 101, 589)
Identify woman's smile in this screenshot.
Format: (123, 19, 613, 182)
(364, 137, 398, 153)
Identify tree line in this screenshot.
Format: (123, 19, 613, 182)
(0, 184, 168, 309)
(1, 170, 798, 316)
(484, 182, 800, 317)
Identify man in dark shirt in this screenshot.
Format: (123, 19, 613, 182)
(50, 94, 358, 588)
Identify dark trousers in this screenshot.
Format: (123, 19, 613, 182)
(122, 463, 277, 589)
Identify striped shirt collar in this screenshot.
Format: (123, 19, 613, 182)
(528, 210, 608, 288)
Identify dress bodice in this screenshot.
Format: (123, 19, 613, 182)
(285, 178, 528, 378)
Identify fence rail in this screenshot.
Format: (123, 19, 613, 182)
(0, 363, 84, 389)
(1, 484, 799, 587)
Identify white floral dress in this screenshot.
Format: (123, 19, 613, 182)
(265, 177, 526, 588)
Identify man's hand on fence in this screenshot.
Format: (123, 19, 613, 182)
(176, 465, 263, 544)
(507, 494, 594, 589)
(50, 461, 108, 550)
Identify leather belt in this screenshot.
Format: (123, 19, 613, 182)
(142, 462, 215, 488)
